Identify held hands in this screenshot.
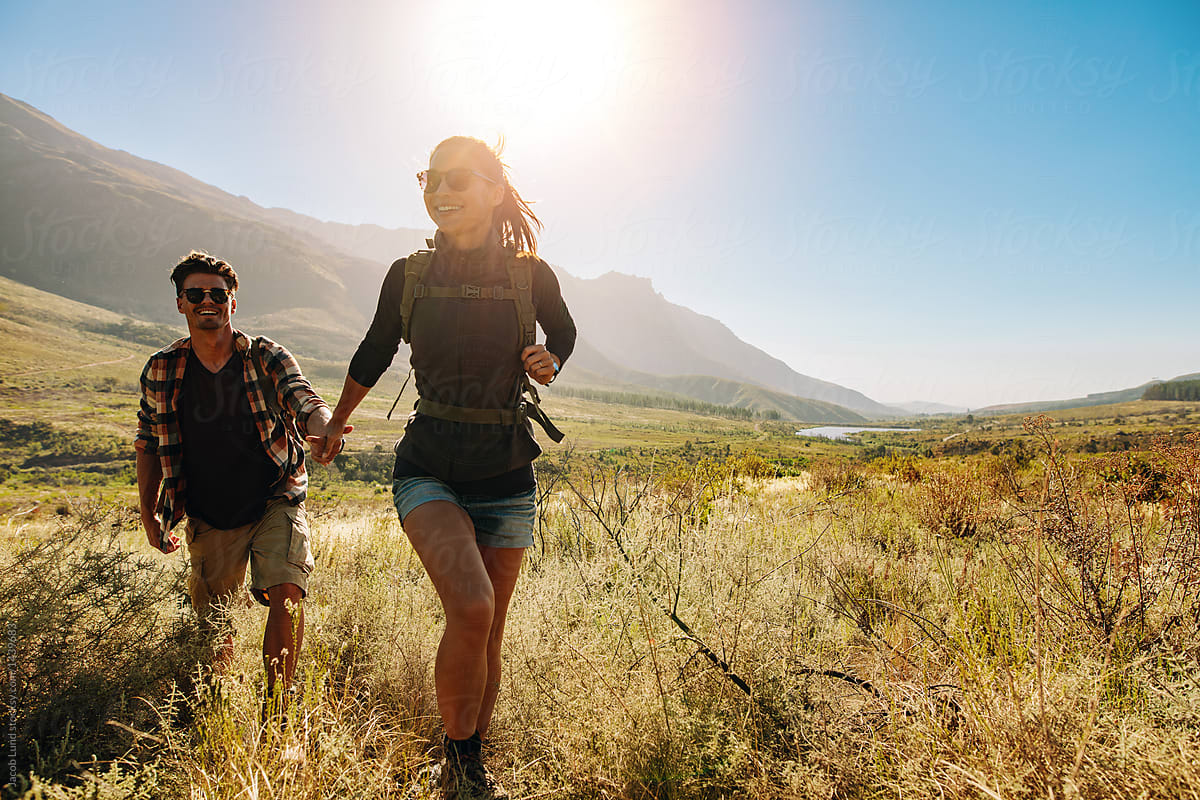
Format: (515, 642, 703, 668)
(522, 345, 560, 386)
(306, 414, 354, 465)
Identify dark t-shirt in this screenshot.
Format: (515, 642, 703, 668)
(179, 350, 280, 529)
(347, 234, 577, 485)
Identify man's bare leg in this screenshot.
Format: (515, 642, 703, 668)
(264, 582, 305, 694)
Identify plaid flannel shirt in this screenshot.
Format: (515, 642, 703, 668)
(135, 330, 328, 541)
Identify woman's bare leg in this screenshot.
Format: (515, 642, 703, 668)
(475, 544, 525, 736)
(401, 500, 495, 739)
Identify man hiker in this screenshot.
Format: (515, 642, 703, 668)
(135, 250, 350, 701)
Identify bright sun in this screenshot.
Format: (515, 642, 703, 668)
(420, 0, 635, 151)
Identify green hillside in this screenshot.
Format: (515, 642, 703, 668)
(554, 367, 867, 424)
(977, 383, 1157, 415)
(977, 371, 1200, 417)
(0, 275, 164, 379)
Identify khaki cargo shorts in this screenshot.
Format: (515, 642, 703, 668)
(184, 498, 314, 617)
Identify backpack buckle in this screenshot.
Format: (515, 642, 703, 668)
(462, 284, 481, 299)
(412, 284, 426, 299)
(493, 286, 505, 300)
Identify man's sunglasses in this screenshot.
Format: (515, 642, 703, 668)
(417, 168, 496, 194)
(179, 287, 232, 304)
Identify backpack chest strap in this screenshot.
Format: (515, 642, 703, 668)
(411, 284, 520, 301)
(414, 396, 565, 443)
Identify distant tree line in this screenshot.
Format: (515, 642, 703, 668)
(1143, 380, 1200, 402)
(553, 387, 759, 420)
(0, 418, 126, 464)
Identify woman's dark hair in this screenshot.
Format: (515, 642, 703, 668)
(433, 136, 542, 254)
(170, 250, 239, 294)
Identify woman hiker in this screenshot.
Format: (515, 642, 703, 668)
(314, 136, 576, 799)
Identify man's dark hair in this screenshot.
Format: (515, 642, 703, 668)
(170, 251, 239, 294)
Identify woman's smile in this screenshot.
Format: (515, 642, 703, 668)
(423, 144, 504, 249)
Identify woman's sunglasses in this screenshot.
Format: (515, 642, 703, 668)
(417, 168, 496, 194)
(179, 287, 232, 304)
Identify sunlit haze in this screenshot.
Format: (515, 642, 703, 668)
(419, 0, 633, 149)
(1, 0, 1197, 409)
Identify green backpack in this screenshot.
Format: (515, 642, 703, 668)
(388, 242, 564, 443)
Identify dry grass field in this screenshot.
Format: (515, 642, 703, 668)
(5, 418, 1200, 799)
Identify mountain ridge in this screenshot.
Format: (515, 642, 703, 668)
(0, 92, 902, 420)
(553, 271, 902, 418)
(0, 92, 391, 333)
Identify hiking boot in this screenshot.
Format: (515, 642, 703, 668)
(440, 734, 509, 800)
(439, 754, 508, 800)
(260, 684, 297, 730)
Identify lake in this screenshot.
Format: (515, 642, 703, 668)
(795, 425, 922, 441)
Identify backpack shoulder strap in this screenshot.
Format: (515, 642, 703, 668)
(506, 251, 537, 347)
(400, 249, 435, 343)
(505, 251, 566, 442)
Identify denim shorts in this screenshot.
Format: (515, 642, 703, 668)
(392, 477, 537, 549)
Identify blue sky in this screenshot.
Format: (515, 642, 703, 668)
(2, 0, 1197, 407)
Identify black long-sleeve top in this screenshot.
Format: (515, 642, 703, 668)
(348, 233, 576, 486)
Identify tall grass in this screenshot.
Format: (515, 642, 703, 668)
(0, 502, 201, 795)
(5, 427, 1200, 798)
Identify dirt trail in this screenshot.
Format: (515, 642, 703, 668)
(9, 353, 137, 378)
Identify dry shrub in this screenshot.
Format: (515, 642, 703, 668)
(0, 502, 202, 790)
(726, 451, 778, 481)
(877, 453, 923, 484)
(1003, 417, 1200, 646)
(807, 458, 866, 495)
(915, 462, 989, 538)
(1154, 431, 1200, 551)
